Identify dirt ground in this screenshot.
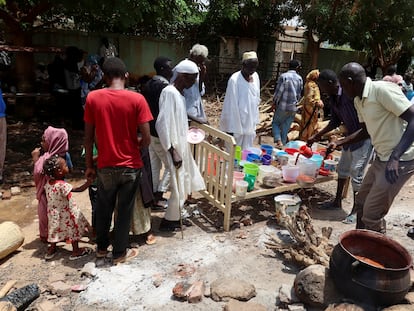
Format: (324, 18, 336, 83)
(1, 118, 414, 311)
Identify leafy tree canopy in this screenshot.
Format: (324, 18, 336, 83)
(293, 0, 414, 70)
(0, 0, 204, 41)
(201, 0, 296, 39)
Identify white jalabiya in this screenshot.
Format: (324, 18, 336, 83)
(155, 85, 205, 221)
(219, 71, 261, 150)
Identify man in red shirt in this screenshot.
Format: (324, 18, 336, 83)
(84, 57, 153, 264)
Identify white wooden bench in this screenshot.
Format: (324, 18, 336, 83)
(191, 121, 338, 231)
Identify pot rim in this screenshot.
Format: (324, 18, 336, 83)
(338, 229, 413, 271)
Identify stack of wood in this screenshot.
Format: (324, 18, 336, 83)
(265, 205, 334, 268)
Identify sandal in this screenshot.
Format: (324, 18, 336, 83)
(146, 233, 157, 245)
(151, 201, 168, 211)
(113, 248, 139, 265)
(69, 248, 92, 261)
(342, 214, 356, 224)
(45, 249, 57, 260)
(185, 198, 197, 205)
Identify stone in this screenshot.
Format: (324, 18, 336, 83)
(47, 272, 66, 283)
(1, 191, 11, 200)
(80, 262, 97, 278)
(210, 277, 256, 302)
(172, 282, 191, 300)
(324, 303, 367, 311)
(382, 305, 414, 311)
(47, 281, 72, 296)
(278, 283, 299, 305)
(288, 303, 306, 311)
(293, 264, 342, 308)
(405, 292, 414, 304)
(223, 299, 267, 311)
(187, 281, 204, 303)
(36, 299, 56, 311)
(9, 187, 20, 196)
(0, 222, 24, 260)
(172, 280, 204, 303)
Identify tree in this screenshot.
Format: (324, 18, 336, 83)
(292, 0, 355, 68)
(345, 1, 414, 73)
(201, 0, 295, 39)
(0, 0, 202, 90)
(293, 0, 414, 72)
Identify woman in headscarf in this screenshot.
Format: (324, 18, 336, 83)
(31, 126, 71, 242)
(298, 69, 324, 141)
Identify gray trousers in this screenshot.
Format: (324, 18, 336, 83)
(355, 158, 414, 233)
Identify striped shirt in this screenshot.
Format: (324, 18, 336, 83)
(273, 70, 303, 112)
(328, 87, 364, 151)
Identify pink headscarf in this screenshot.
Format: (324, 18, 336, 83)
(33, 126, 69, 200)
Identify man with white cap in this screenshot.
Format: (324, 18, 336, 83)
(171, 44, 209, 124)
(156, 59, 206, 231)
(219, 51, 261, 150)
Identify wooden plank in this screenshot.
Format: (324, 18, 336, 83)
(0, 280, 16, 298)
(234, 175, 336, 201)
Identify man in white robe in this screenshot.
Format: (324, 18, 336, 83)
(219, 51, 261, 150)
(170, 44, 209, 124)
(156, 59, 206, 231)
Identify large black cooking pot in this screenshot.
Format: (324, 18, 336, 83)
(329, 229, 412, 307)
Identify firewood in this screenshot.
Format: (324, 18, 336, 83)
(0, 281, 16, 299)
(266, 204, 333, 268)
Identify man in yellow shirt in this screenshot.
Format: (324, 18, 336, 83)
(328, 62, 414, 234)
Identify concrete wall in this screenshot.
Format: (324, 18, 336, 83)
(32, 30, 188, 77)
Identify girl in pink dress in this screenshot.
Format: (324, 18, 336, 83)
(32, 126, 72, 242)
(43, 155, 91, 260)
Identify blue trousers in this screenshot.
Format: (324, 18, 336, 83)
(272, 108, 296, 145)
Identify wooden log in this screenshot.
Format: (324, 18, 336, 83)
(0, 301, 16, 311)
(0, 284, 39, 311)
(0, 281, 16, 299)
(0, 222, 24, 260)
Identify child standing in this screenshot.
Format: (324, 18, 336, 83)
(32, 126, 73, 242)
(81, 143, 98, 238)
(43, 155, 91, 260)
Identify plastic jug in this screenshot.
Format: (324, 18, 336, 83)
(282, 165, 300, 183)
(298, 158, 319, 178)
(257, 165, 277, 183)
(232, 171, 245, 192)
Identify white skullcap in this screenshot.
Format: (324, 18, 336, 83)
(242, 51, 258, 61)
(175, 59, 199, 74)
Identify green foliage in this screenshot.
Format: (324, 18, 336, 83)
(293, 0, 414, 67)
(0, 0, 204, 40)
(346, 1, 414, 64)
(201, 0, 296, 39)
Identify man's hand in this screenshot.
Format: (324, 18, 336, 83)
(85, 167, 96, 183)
(385, 155, 400, 184)
(170, 148, 182, 169)
(307, 134, 320, 146)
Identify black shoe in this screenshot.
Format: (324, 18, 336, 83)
(159, 219, 180, 232)
(318, 201, 341, 210)
(181, 218, 193, 227)
(151, 200, 168, 211)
